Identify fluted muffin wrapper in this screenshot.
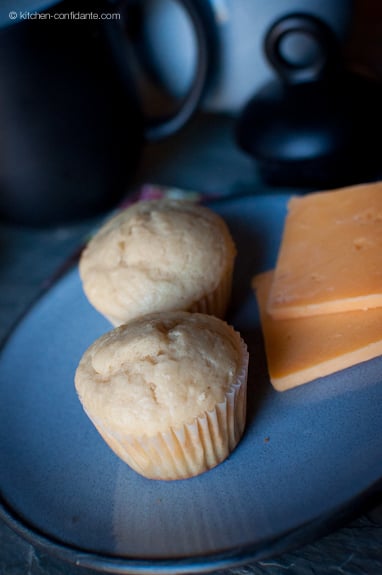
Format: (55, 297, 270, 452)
(188, 260, 234, 319)
(87, 338, 248, 480)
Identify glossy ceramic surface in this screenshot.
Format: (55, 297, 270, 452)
(1, 195, 382, 573)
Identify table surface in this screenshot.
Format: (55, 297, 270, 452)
(1, 113, 382, 575)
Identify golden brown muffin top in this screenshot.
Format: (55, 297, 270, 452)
(79, 199, 236, 325)
(75, 311, 244, 436)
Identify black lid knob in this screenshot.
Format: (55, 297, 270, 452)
(264, 13, 338, 84)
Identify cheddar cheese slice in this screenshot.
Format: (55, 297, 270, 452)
(268, 181, 382, 319)
(253, 270, 382, 391)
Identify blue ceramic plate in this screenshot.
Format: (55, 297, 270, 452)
(1, 195, 382, 574)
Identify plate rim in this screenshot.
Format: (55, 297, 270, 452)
(1, 482, 382, 574)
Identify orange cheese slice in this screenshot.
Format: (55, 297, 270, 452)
(267, 181, 382, 319)
(253, 270, 382, 391)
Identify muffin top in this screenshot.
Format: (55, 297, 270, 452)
(74, 311, 245, 436)
(78, 199, 236, 325)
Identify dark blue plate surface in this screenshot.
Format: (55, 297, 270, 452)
(1, 195, 382, 573)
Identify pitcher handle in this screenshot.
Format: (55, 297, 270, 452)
(144, 0, 210, 140)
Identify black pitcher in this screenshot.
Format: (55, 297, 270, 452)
(0, 0, 210, 225)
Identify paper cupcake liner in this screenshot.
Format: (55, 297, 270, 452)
(88, 337, 248, 481)
(189, 261, 234, 319)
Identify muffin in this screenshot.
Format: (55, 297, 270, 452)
(74, 311, 248, 480)
(78, 199, 236, 326)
